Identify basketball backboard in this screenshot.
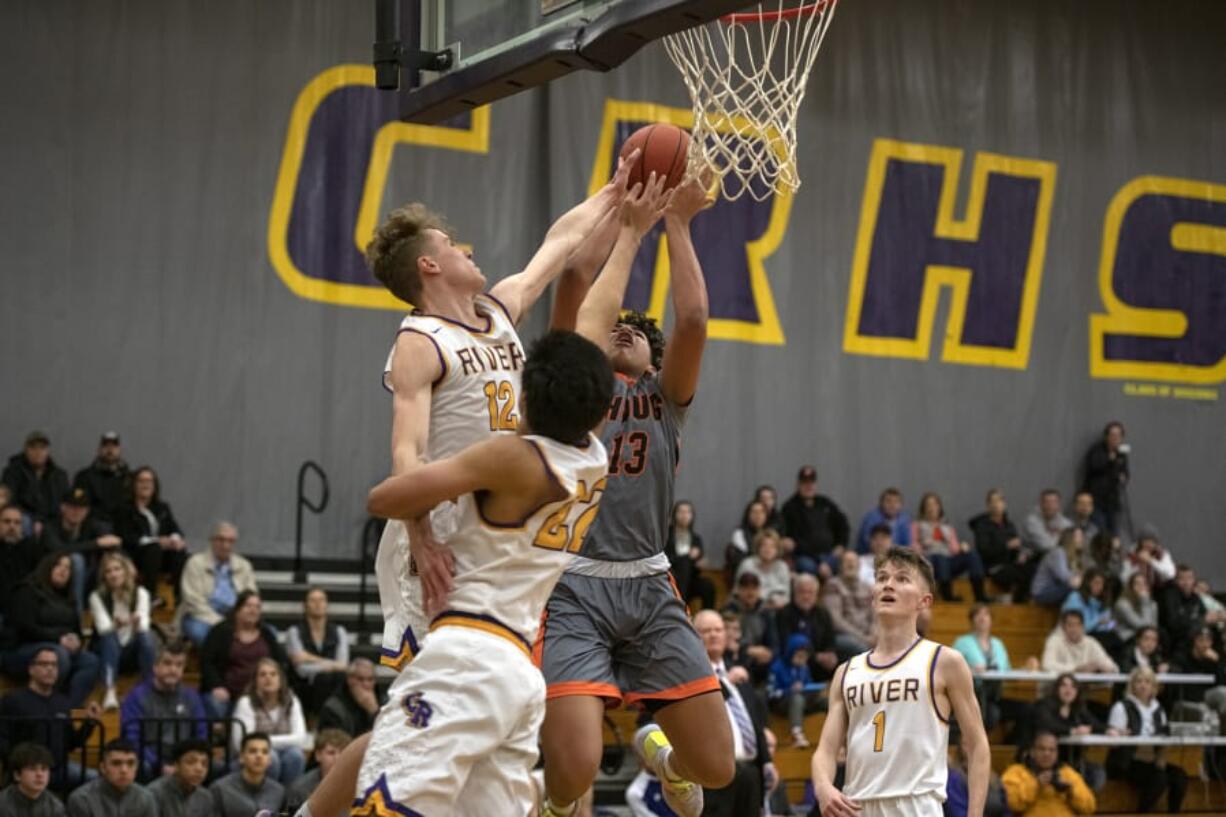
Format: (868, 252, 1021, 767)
(377, 0, 755, 123)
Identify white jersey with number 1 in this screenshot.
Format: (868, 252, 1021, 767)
(375, 293, 525, 670)
(841, 637, 949, 812)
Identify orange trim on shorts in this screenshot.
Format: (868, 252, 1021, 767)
(623, 675, 721, 706)
(532, 608, 548, 668)
(546, 681, 624, 705)
(666, 571, 683, 601)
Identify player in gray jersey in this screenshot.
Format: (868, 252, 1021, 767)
(538, 177, 734, 817)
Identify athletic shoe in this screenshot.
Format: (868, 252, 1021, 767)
(790, 726, 810, 748)
(633, 724, 703, 817)
(102, 688, 119, 711)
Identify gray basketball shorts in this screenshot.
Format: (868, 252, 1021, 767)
(535, 572, 719, 708)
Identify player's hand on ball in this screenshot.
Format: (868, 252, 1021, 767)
(409, 516, 455, 618)
(665, 170, 716, 221)
(606, 148, 641, 200)
(816, 784, 861, 817)
(619, 172, 671, 236)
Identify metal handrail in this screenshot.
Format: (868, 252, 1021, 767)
(294, 460, 330, 582)
(358, 516, 386, 631)
(0, 715, 103, 794)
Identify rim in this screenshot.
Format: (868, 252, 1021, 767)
(722, 0, 835, 24)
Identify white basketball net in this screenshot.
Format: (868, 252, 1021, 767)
(663, 1, 838, 201)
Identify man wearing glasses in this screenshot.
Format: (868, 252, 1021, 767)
(175, 522, 258, 646)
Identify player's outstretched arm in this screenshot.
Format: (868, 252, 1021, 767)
(942, 649, 991, 817)
(368, 435, 539, 521)
(812, 662, 859, 817)
(550, 206, 621, 332)
(490, 150, 638, 325)
(574, 173, 671, 347)
(659, 175, 713, 406)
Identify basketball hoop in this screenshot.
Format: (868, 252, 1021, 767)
(663, 1, 838, 201)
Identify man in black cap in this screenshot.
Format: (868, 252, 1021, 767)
(781, 466, 849, 576)
(42, 488, 122, 611)
(2, 432, 69, 535)
(72, 433, 131, 525)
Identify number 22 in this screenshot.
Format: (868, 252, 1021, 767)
(872, 710, 886, 752)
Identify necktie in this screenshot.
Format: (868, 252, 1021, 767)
(718, 667, 758, 757)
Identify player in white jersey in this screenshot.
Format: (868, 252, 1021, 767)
(812, 547, 990, 817)
(351, 329, 613, 816)
(295, 155, 641, 817)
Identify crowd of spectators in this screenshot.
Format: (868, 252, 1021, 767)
(0, 430, 375, 816)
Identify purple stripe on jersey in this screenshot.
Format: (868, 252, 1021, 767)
(928, 645, 950, 723)
(430, 609, 532, 653)
(386, 327, 448, 392)
(481, 291, 516, 325)
(864, 636, 923, 670)
(408, 304, 494, 335)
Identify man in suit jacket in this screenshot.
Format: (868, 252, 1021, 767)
(694, 609, 777, 816)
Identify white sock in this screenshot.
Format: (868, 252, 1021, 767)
(543, 798, 577, 816)
(293, 803, 313, 817)
(659, 746, 685, 784)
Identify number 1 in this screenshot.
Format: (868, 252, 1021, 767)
(872, 710, 886, 752)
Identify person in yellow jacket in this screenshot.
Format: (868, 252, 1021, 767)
(1002, 731, 1097, 816)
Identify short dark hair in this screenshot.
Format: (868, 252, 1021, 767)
(879, 487, 902, 502)
(365, 203, 451, 305)
(314, 728, 352, 752)
(615, 311, 665, 369)
(241, 732, 272, 751)
(1103, 420, 1125, 438)
(1176, 563, 1195, 575)
(1040, 488, 1061, 500)
(28, 646, 58, 667)
(156, 639, 188, 662)
(967, 602, 991, 623)
(869, 523, 892, 538)
(8, 742, 54, 772)
(521, 330, 613, 444)
(102, 738, 137, 759)
(0, 503, 21, 518)
(1060, 608, 1085, 625)
(171, 739, 211, 762)
(873, 546, 935, 593)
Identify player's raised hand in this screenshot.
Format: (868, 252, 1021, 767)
(665, 169, 716, 222)
(815, 784, 862, 817)
(602, 148, 641, 203)
(408, 515, 455, 618)
(618, 172, 671, 237)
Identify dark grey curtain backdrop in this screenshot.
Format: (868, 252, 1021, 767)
(2, 2, 1223, 577)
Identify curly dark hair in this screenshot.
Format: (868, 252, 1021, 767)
(365, 203, 452, 305)
(523, 330, 614, 444)
(616, 310, 665, 370)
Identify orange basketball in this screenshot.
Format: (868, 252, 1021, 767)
(618, 123, 691, 192)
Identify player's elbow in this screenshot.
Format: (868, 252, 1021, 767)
(366, 484, 395, 518)
(673, 303, 708, 330)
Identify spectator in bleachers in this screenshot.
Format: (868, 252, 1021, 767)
(0, 504, 42, 631)
(854, 488, 911, 553)
(780, 467, 848, 574)
(145, 739, 213, 817)
(1121, 531, 1176, 590)
(768, 634, 821, 748)
(120, 641, 208, 779)
(1060, 568, 1122, 659)
(773, 574, 838, 679)
(1171, 627, 1226, 724)
(284, 729, 352, 817)
(89, 552, 155, 711)
(1082, 533, 1123, 604)
(1196, 579, 1226, 637)
(954, 604, 1035, 732)
(0, 553, 100, 707)
(1041, 609, 1118, 675)
(1113, 572, 1158, 645)
(115, 467, 187, 602)
(969, 489, 1035, 602)
(231, 658, 310, 784)
(721, 572, 779, 665)
(1106, 666, 1187, 813)
(1001, 730, 1096, 817)
(0, 648, 100, 789)
(71, 433, 130, 526)
(1081, 421, 1129, 537)
(1158, 564, 1208, 655)
(1069, 492, 1099, 544)
(1031, 528, 1085, 607)
(43, 489, 122, 613)
(317, 659, 381, 737)
(912, 491, 987, 603)
(176, 522, 257, 646)
(1024, 490, 1072, 556)
(720, 612, 768, 684)
(725, 500, 771, 582)
(199, 590, 288, 720)
(855, 523, 892, 587)
(823, 550, 874, 656)
(65, 739, 156, 817)
(945, 740, 1010, 817)
(2, 432, 69, 535)
(286, 587, 350, 717)
(0, 742, 65, 817)
(1033, 673, 1114, 790)
(755, 485, 784, 535)
(735, 530, 791, 608)
(1118, 626, 1168, 675)
(665, 501, 715, 611)
(209, 732, 283, 817)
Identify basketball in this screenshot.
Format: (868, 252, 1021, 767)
(619, 123, 691, 192)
